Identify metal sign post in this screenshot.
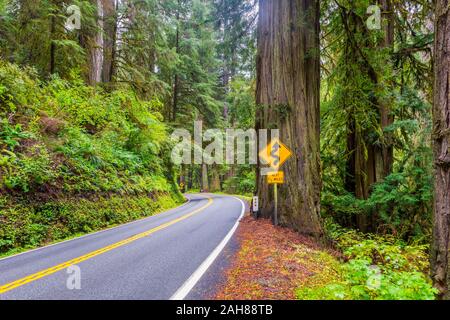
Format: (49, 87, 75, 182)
(267, 171, 283, 226)
(274, 183, 278, 226)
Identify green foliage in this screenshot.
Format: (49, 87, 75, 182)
(1, 0, 257, 198)
(213, 0, 257, 80)
(321, 87, 433, 240)
(170, 0, 222, 125)
(320, 0, 433, 242)
(0, 0, 93, 79)
(322, 166, 432, 240)
(218, 77, 256, 196)
(298, 258, 436, 300)
(0, 193, 184, 255)
(297, 222, 437, 300)
(0, 119, 32, 150)
(0, 60, 176, 195)
(227, 77, 256, 129)
(0, 58, 185, 256)
(2, 145, 54, 192)
(223, 167, 255, 196)
(326, 221, 430, 273)
(0, 61, 39, 114)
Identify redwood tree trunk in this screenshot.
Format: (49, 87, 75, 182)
(83, 0, 104, 85)
(102, 0, 117, 83)
(172, 0, 181, 122)
(50, 12, 56, 75)
(255, 0, 323, 238)
(201, 163, 209, 192)
(210, 165, 221, 192)
(431, 0, 450, 300)
(378, 0, 394, 179)
(341, 4, 394, 232)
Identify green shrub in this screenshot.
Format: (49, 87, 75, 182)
(2, 145, 54, 192)
(0, 193, 184, 255)
(0, 61, 39, 115)
(223, 167, 255, 196)
(0, 119, 33, 150)
(321, 87, 433, 241)
(326, 220, 430, 273)
(0, 60, 176, 195)
(297, 258, 436, 300)
(297, 222, 437, 300)
(0, 60, 184, 257)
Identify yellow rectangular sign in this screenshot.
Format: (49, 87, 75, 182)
(268, 171, 284, 184)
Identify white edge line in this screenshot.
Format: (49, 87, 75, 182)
(0, 196, 192, 263)
(170, 196, 246, 300)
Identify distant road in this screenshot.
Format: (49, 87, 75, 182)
(0, 194, 244, 300)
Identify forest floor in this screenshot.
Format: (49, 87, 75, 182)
(215, 215, 341, 300)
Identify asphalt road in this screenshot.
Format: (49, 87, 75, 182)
(0, 194, 244, 300)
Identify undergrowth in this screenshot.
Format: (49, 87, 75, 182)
(0, 193, 184, 256)
(0, 60, 184, 256)
(0, 61, 177, 195)
(296, 220, 437, 300)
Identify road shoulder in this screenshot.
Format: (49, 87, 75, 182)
(185, 196, 250, 300)
(212, 216, 340, 300)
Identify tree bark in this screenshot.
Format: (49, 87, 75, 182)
(83, 0, 104, 85)
(341, 4, 394, 231)
(201, 163, 209, 192)
(50, 12, 56, 75)
(378, 0, 394, 179)
(179, 165, 186, 193)
(102, 0, 117, 83)
(172, 2, 181, 122)
(210, 165, 221, 192)
(431, 0, 450, 300)
(187, 166, 193, 190)
(255, 0, 323, 238)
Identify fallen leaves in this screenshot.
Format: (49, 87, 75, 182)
(215, 216, 340, 300)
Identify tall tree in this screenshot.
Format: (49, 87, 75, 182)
(378, 0, 395, 179)
(1, 0, 88, 78)
(101, 0, 117, 82)
(431, 0, 450, 300)
(212, 0, 257, 194)
(255, 0, 323, 238)
(112, 0, 174, 98)
(321, 0, 400, 231)
(212, 0, 257, 87)
(86, 0, 104, 84)
(319, 0, 434, 236)
(172, 0, 181, 122)
(167, 0, 221, 125)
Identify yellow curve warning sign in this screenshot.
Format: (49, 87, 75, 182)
(259, 138, 292, 171)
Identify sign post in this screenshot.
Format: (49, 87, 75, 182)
(260, 139, 292, 226)
(252, 196, 259, 218)
(274, 183, 278, 226)
(267, 171, 284, 225)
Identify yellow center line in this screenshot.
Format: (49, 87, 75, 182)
(0, 197, 214, 295)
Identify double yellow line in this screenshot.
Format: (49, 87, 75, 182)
(0, 197, 213, 295)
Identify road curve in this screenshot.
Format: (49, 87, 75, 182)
(0, 194, 244, 300)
